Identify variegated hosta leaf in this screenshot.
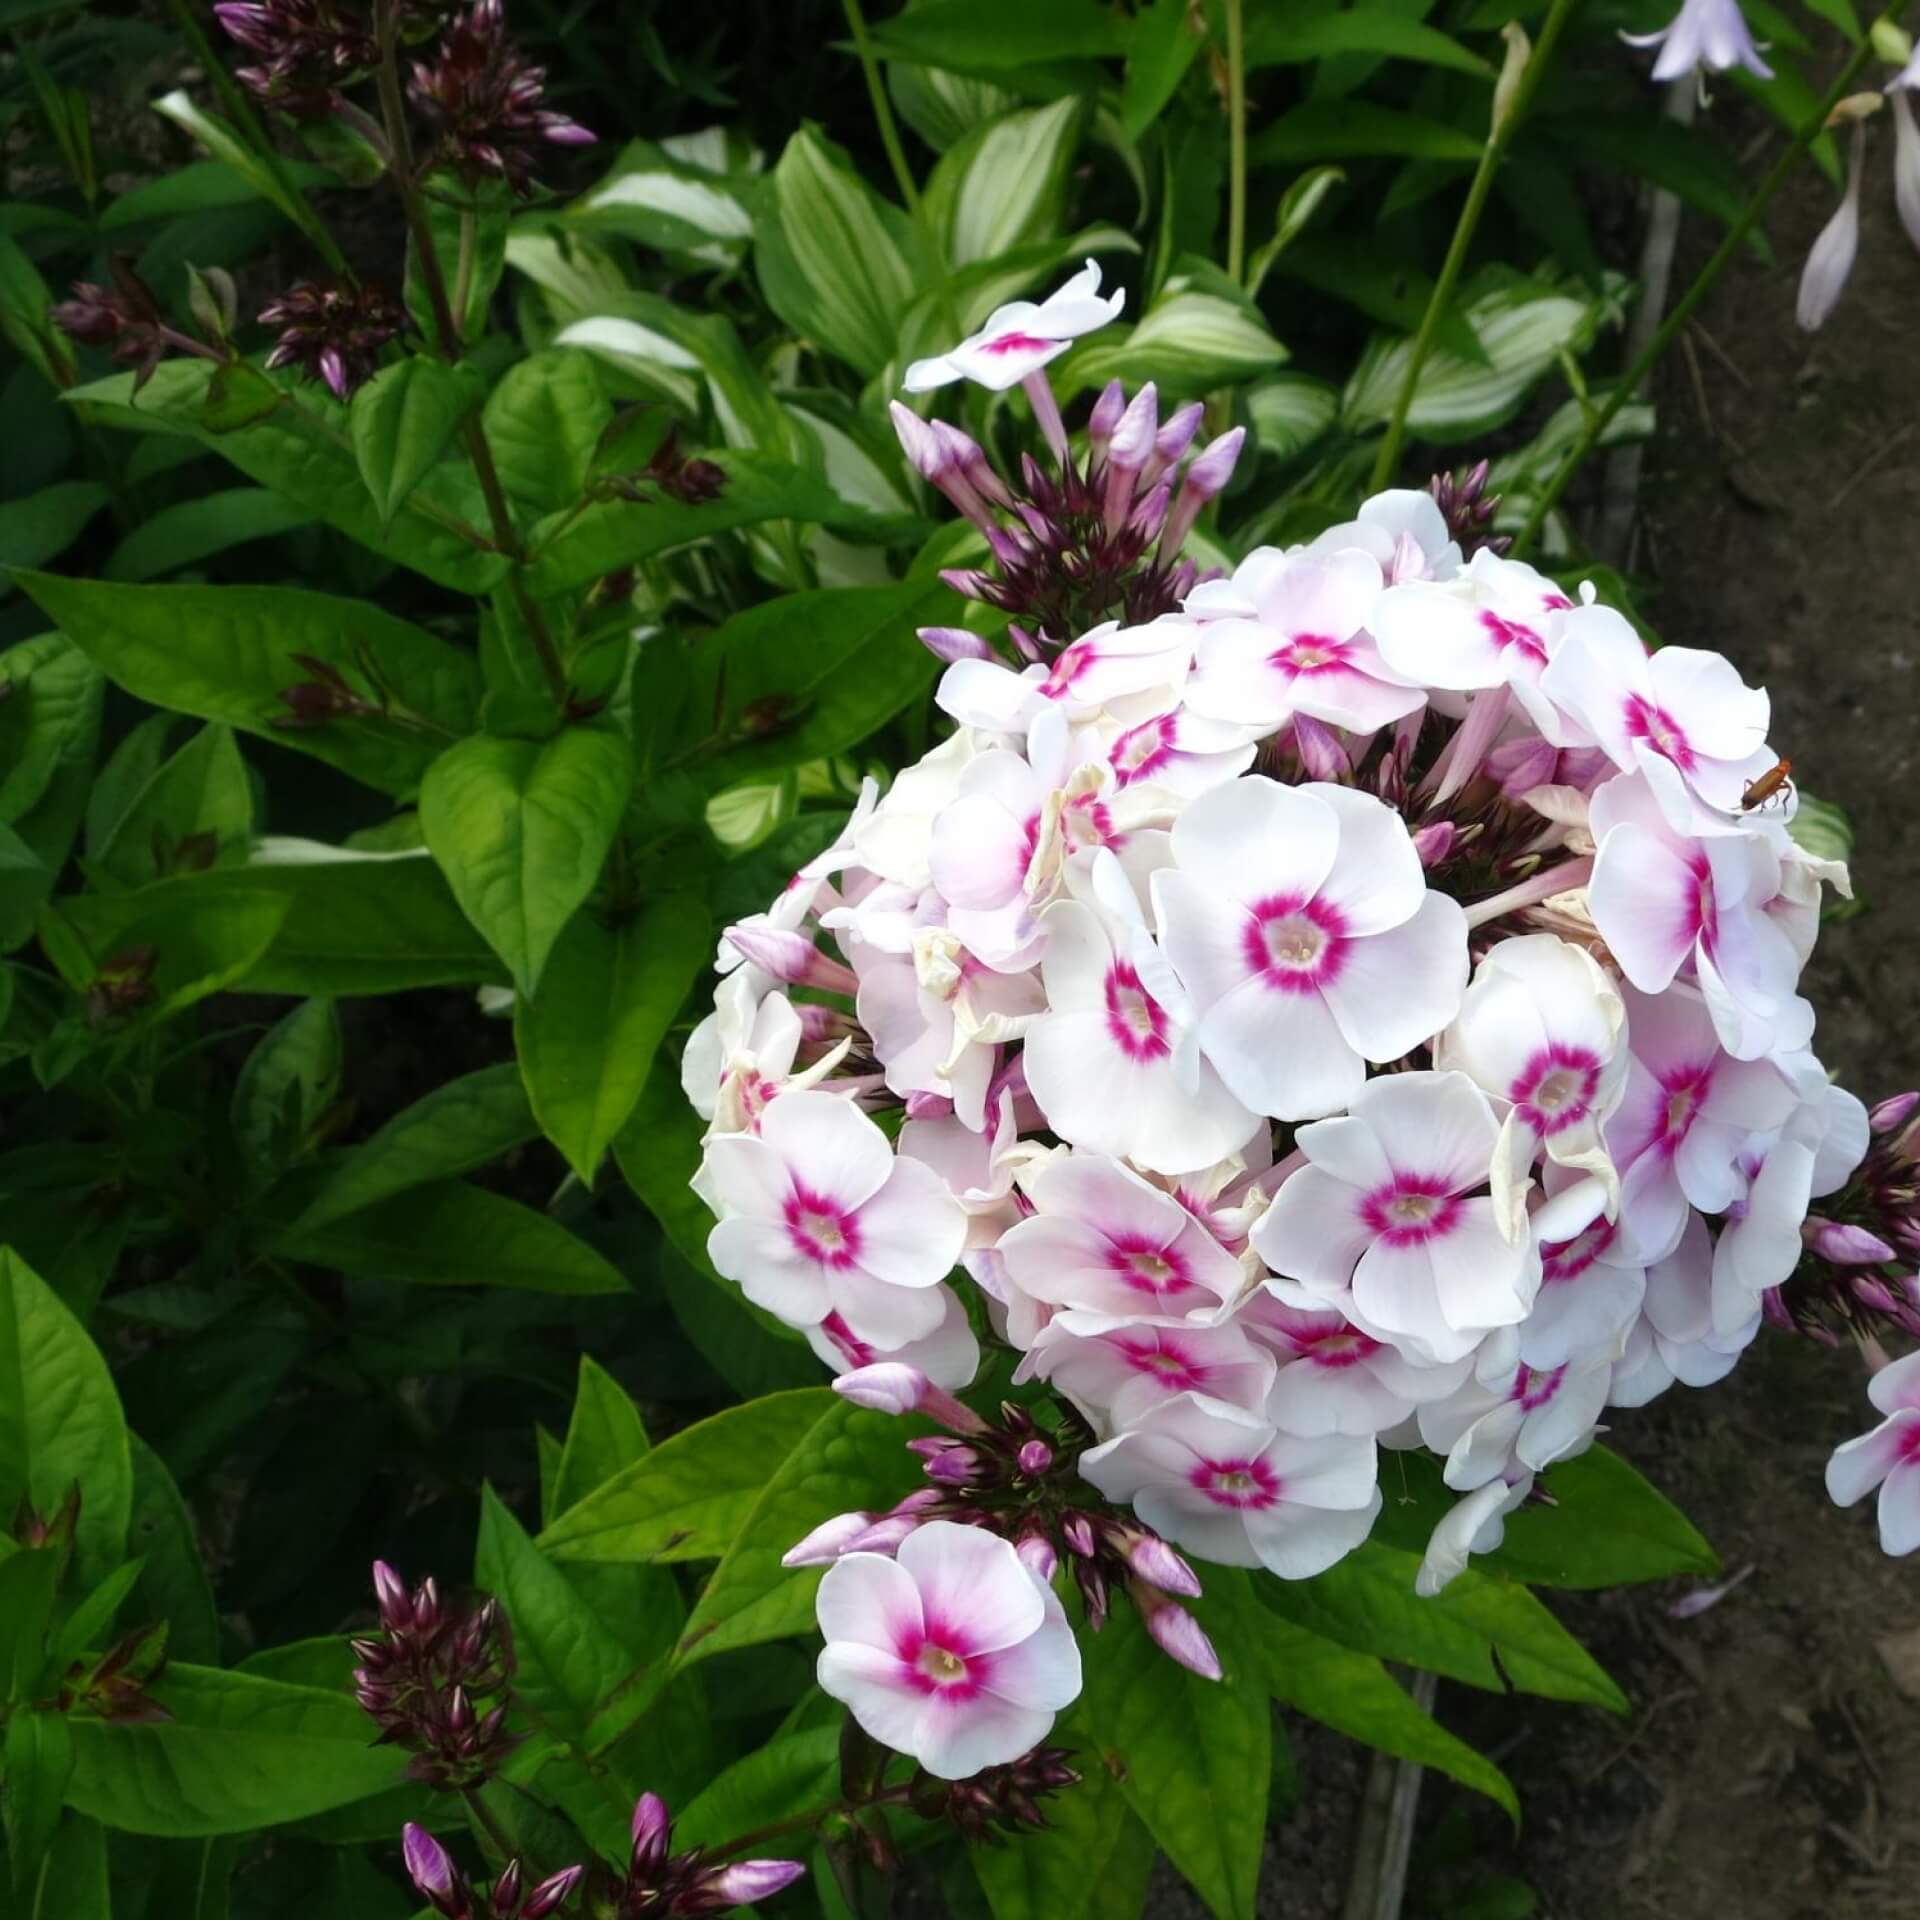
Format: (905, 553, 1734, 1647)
(889, 61, 1019, 153)
(563, 137, 756, 267)
(550, 315, 703, 413)
(785, 398, 915, 517)
(659, 126, 765, 178)
(1789, 792, 1853, 867)
(1058, 265, 1288, 398)
(755, 128, 922, 379)
(1341, 269, 1632, 440)
(506, 228, 638, 327)
(1246, 374, 1340, 460)
(925, 98, 1083, 267)
(1482, 388, 1655, 557)
(706, 775, 797, 852)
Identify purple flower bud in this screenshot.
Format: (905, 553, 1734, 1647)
(782, 1511, 874, 1568)
(918, 625, 995, 664)
(1291, 713, 1350, 782)
(1761, 1287, 1796, 1333)
(889, 400, 945, 480)
(792, 1002, 856, 1043)
(403, 1824, 457, 1901)
(523, 1864, 584, 1918)
(1087, 378, 1127, 455)
(938, 566, 994, 603)
(1412, 822, 1456, 868)
(834, 1363, 930, 1416)
(1107, 384, 1159, 475)
(844, 1511, 925, 1555)
(631, 1791, 671, 1874)
(1060, 1512, 1098, 1558)
(491, 1859, 523, 1912)
(903, 1089, 954, 1121)
(1016, 1439, 1053, 1476)
(1151, 401, 1206, 476)
(1133, 1583, 1222, 1680)
(909, 1438, 982, 1485)
(1112, 1526, 1202, 1599)
(372, 1560, 409, 1625)
(1486, 734, 1559, 799)
(1181, 426, 1245, 503)
(1016, 1533, 1059, 1582)
(1006, 624, 1046, 663)
(446, 1685, 474, 1733)
(1128, 474, 1172, 543)
(719, 923, 857, 995)
(1872, 1093, 1920, 1135)
(1810, 1221, 1897, 1265)
(700, 1859, 809, 1907)
(1852, 1274, 1901, 1315)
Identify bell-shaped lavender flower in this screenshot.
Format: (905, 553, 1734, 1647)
(1621, 0, 1772, 82)
(403, 1822, 583, 1920)
(407, 0, 594, 193)
(259, 279, 404, 399)
(1798, 120, 1868, 332)
(615, 1792, 805, 1916)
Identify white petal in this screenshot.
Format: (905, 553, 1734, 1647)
(1320, 893, 1470, 1061)
(897, 1523, 1044, 1653)
(817, 1552, 924, 1653)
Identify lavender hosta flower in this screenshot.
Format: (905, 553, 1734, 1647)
(1797, 120, 1867, 332)
(1826, 1350, 1920, 1555)
(408, 0, 594, 193)
(1621, 0, 1772, 82)
(352, 1562, 518, 1788)
(403, 1823, 582, 1920)
(259, 279, 405, 400)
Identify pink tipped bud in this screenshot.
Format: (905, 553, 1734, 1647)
(1810, 1221, 1897, 1265)
(845, 1511, 925, 1555)
(1761, 1287, 1796, 1332)
(1113, 1526, 1202, 1599)
(904, 1089, 954, 1121)
(1006, 623, 1045, 663)
(402, 1824, 456, 1901)
(793, 1002, 855, 1044)
(1128, 474, 1172, 543)
(919, 625, 995, 664)
(1087, 378, 1127, 454)
(491, 1861, 523, 1911)
(721, 923, 857, 995)
(1017, 1533, 1059, 1582)
(702, 1859, 810, 1907)
(834, 1363, 929, 1417)
(1291, 713, 1350, 782)
(1131, 1581, 1221, 1680)
(1872, 1092, 1920, 1135)
(1061, 1512, 1097, 1558)
(1182, 426, 1245, 502)
(524, 1864, 585, 1918)
(938, 566, 994, 602)
(1852, 1274, 1901, 1315)
(1412, 822, 1456, 868)
(1485, 734, 1559, 799)
(782, 1511, 875, 1568)
(1107, 383, 1159, 474)
(1017, 1439, 1053, 1476)
(1150, 401, 1206, 477)
(889, 400, 945, 480)
(631, 1790, 671, 1870)
(372, 1560, 408, 1625)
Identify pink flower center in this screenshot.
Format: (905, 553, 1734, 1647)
(1192, 1456, 1280, 1510)
(1104, 961, 1170, 1062)
(1687, 854, 1717, 951)
(1104, 1233, 1190, 1299)
(1510, 1363, 1566, 1412)
(1063, 790, 1118, 850)
(1300, 1328, 1377, 1370)
(1042, 641, 1097, 700)
(1654, 1067, 1712, 1155)
(1900, 1419, 1920, 1467)
(1624, 694, 1696, 772)
(1480, 610, 1549, 666)
(1541, 1218, 1615, 1285)
(1118, 1334, 1208, 1391)
(785, 1183, 862, 1270)
(1111, 714, 1175, 786)
(1272, 632, 1349, 675)
(981, 330, 1054, 357)
(1543, 592, 1574, 612)
(898, 1624, 985, 1697)
(1510, 1044, 1603, 1136)
(1244, 894, 1346, 993)
(1360, 1177, 1463, 1247)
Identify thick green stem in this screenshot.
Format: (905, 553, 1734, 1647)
(841, 0, 923, 219)
(1512, 19, 1898, 556)
(1226, 0, 1248, 284)
(1368, 0, 1584, 491)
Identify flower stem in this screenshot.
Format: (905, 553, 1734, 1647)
(1368, 0, 1583, 492)
(1511, 13, 1903, 557)
(841, 0, 922, 219)
(1225, 0, 1248, 284)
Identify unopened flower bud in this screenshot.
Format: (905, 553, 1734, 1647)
(1060, 1512, 1097, 1558)
(403, 1824, 457, 1903)
(918, 625, 995, 664)
(1413, 822, 1456, 868)
(1492, 20, 1530, 136)
(889, 399, 944, 479)
(1112, 1525, 1202, 1599)
(720, 923, 858, 995)
(1811, 1221, 1897, 1264)
(1016, 1439, 1053, 1476)
(1148, 400, 1206, 481)
(702, 1860, 809, 1906)
(1087, 378, 1127, 455)
(491, 1859, 523, 1912)
(1291, 713, 1350, 782)
(1016, 1533, 1058, 1582)
(782, 1511, 874, 1568)
(1107, 383, 1159, 476)
(834, 1363, 929, 1416)
(1871, 1092, 1920, 1134)
(373, 1559, 409, 1625)
(631, 1790, 671, 1874)
(1852, 1274, 1901, 1315)
(903, 1089, 954, 1121)
(844, 1511, 925, 1555)
(1130, 1580, 1222, 1680)
(522, 1864, 583, 1918)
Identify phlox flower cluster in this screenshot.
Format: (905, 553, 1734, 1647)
(680, 263, 1885, 1779)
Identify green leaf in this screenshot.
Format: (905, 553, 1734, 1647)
(405, 175, 509, 347)
(53, 1558, 148, 1670)
(475, 1486, 646, 1746)
(30, 1813, 109, 1920)
(539, 1388, 834, 1565)
(5, 1710, 74, 1897)
(1245, 372, 1340, 459)
(287, 1063, 536, 1235)
(271, 1180, 626, 1295)
(151, 90, 332, 256)
(755, 127, 919, 378)
(419, 729, 634, 996)
(0, 481, 107, 584)
(0, 636, 102, 954)
(673, 1728, 838, 1850)
(1059, 264, 1287, 397)
(1245, 166, 1347, 300)
(553, 1356, 650, 1512)
(867, 0, 1129, 67)
(924, 98, 1082, 268)
(90, 723, 254, 889)
(1245, 8, 1491, 74)
(516, 894, 711, 1185)
(1248, 101, 1485, 165)
(64, 1663, 410, 1835)
(1259, 1542, 1628, 1711)
(126, 1433, 219, 1666)
(675, 1400, 928, 1668)
(0, 1247, 131, 1586)
(1120, 0, 1205, 139)
(563, 138, 757, 262)
(13, 575, 482, 801)
(101, 156, 333, 229)
(0, 1546, 62, 1701)
(349, 357, 483, 526)
(1540, 114, 1749, 232)
(1078, 1572, 1271, 1920)
(229, 996, 343, 1187)
(0, 231, 73, 386)
(1258, 1615, 1518, 1822)
(1274, 233, 1490, 363)
(970, 1726, 1154, 1920)
(101, 488, 313, 584)
(481, 349, 611, 517)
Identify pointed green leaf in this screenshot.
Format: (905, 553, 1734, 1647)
(101, 488, 313, 583)
(91, 723, 253, 889)
(481, 348, 610, 517)
(925, 98, 1082, 267)
(349, 357, 482, 526)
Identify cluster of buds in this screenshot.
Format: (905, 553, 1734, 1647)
(259, 279, 405, 401)
(407, 0, 594, 192)
(599, 427, 729, 508)
(1776, 1093, 1920, 1343)
(273, 652, 384, 728)
(1427, 458, 1511, 560)
(787, 1366, 1221, 1681)
(83, 945, 159, 1029)
(404, 1826, 581, 1920)
(891, 380, 1243, 657)
(617, 1792, 807, 1916)
(51, 257, 224, 390)
(213, 0, 382, 116)
(905, 1744, 1082, 1843)
(352, 1561, 519, 1788)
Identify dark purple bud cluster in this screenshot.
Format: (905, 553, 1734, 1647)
(407, 0, 594, 193)
(84, 946, 160, 1030)
(808, 1368, 1220, 1680)
(1428, 458, 1511, 559)
(600, 428, 729, 508)
(404, 1823, 582, 1920)
(889, 383, 1244, 655)
(906, 1744, 1082, 1842)
(618, 1792, 807, 1916)
(1775, 1094, 1920, 1343)
(213, 0, 382, 117)
(273, 652, 382, 729)
(259, 279, 405, 400)
(352, 1561, 519, 1788)
(51, 258, 216, 390)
